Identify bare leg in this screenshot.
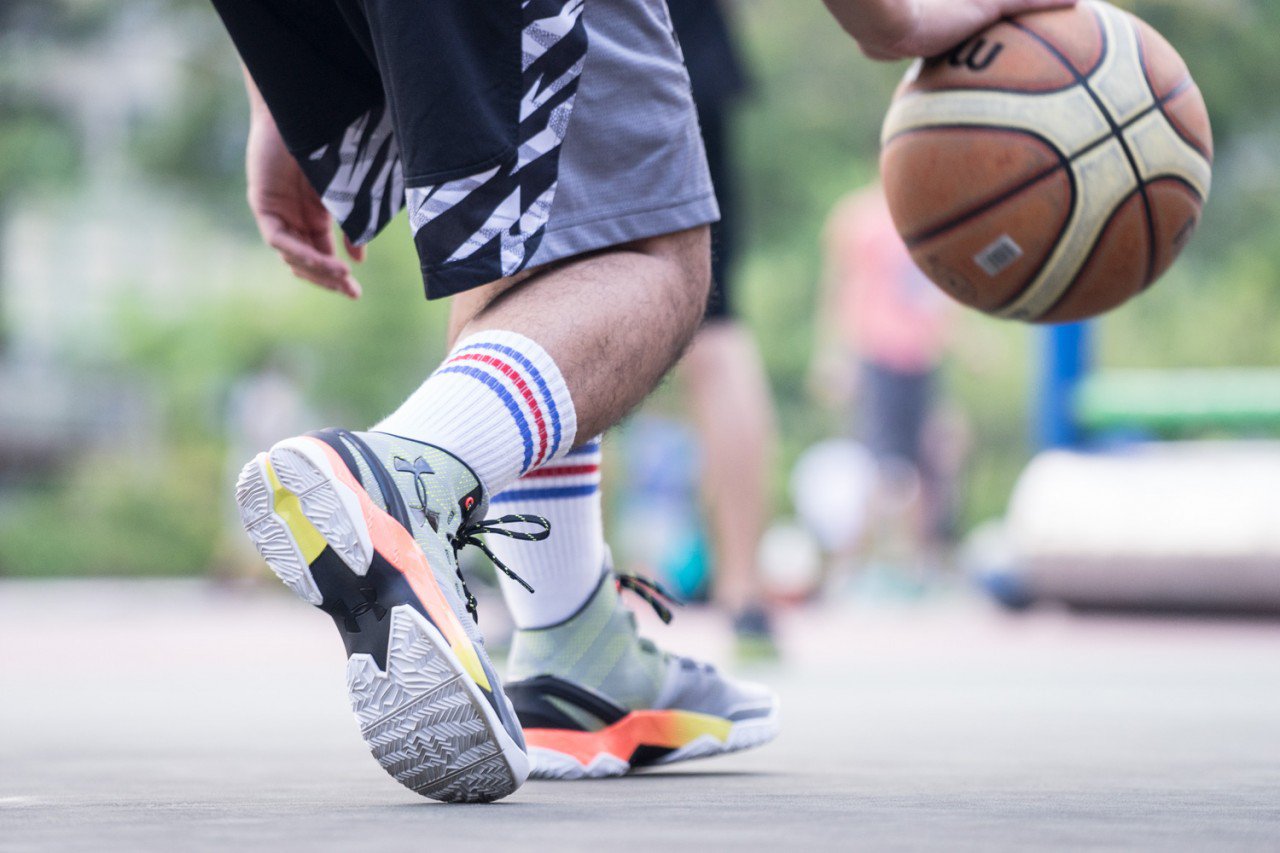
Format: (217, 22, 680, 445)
(442, 228, 708, 626)
(447, 227, 711, 440)
(680, 319, 777, 614)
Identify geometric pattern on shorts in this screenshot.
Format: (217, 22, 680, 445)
(406, 0, 588, 294)
(304, 0, 589, 298)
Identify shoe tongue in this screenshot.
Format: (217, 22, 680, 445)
(363, 432, 484, 541)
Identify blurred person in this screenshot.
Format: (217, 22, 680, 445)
(212, 0, 1072, 801)
(812, 185, 965, 574)
(667, 0, 780, 657)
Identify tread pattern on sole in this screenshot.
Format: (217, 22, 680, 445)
(269, 444, 371, 575)
(236, 456, 323, 605)
(234, 442, 523, 803)
(350, 606, 517, 803)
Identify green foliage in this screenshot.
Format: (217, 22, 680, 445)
(128, 9, 252, 221)
(0, 102, 78, 201)
(3, 0, 1279, 574)
(0, 443, 222, 577)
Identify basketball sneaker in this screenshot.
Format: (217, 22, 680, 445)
(505, 566, 781, 779)
(234, 428, 539, 802)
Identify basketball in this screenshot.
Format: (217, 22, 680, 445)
(880, 0, 1213, 323)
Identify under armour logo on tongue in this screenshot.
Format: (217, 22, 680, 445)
(394, 456, 435, 479)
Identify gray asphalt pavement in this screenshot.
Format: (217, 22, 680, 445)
(3, 579, 1279, 851)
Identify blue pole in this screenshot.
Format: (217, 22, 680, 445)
(1037, 322, 1093, 450)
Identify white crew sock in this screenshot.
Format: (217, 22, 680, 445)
(374, 330, 578, 497)
(487, 437, 606, 629)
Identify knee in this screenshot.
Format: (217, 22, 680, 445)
(637, 225, 712, 343)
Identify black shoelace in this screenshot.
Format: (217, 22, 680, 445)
(451, 513, 550, 622)
(616, 572, 684, 624)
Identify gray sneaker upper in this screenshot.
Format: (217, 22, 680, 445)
(340, 430, 485, 630)
(507, 572, 667, 711)
(507, 569, 777, 723)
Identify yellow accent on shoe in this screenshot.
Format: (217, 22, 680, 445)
(266, 459, 327, 564)
(453, 639, 492, 693)
(667, 710, 733, 745)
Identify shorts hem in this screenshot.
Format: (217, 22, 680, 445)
(529, 192, 720, 269)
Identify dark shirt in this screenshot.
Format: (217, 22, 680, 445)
(666, 0, 750, 109)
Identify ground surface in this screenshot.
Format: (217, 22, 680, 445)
(3, 579, 1279, 851)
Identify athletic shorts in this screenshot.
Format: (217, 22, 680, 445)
(856, 362, 937, 468)
(211, 0, 718, 298)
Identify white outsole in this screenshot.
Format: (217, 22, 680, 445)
(654, 710, 782, 766)
(527, 748, 630, 781)
(235, 439, 529, 802)
(527, 705, 782, 780)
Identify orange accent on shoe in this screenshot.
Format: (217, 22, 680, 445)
(524, 710, 732, 766)
(302, 437, 491, 692)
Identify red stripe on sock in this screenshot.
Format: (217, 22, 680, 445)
(447, 352, 550, 466)
(522, 463, 599, 480)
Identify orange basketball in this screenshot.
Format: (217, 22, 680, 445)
(880, 0, 1212, 323)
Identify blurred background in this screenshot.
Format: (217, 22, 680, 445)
(1, 0, 1279, 620)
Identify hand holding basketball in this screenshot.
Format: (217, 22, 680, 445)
(823, 0, 1077, 60)
(880, 1, 1212, 322)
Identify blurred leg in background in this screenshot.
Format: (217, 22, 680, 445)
(670, 0, 781, 657)
(816, 186, 960, 583)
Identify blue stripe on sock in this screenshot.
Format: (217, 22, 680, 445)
(567, 441, 600, 457)
(490, 484, 599, 503)
(461, 342, 563, 459)
(437, 365, 534, 472)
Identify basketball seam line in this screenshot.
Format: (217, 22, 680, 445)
(1009, 11, 1158, 309)
(885, 81, 1201, 159)
(903, 154, 1065, 249)
(892, 86, 1190, 250)
(1132, 25, 1208, 163)
(1128, 19, 1164, 290)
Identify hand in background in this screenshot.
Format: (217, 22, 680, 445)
(244, 94, 365, 299)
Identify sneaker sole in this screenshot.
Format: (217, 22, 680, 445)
(524, 704, 782, 780)
(236, 436, 529, 802)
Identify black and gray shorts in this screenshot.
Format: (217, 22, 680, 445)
(212, 0, 718, 298)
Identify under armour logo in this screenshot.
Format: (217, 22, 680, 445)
(394, 456, 435, 479)
(395, 456, 440, 532)
(340, 586, 387, 632)
(349, 586, 386, 619)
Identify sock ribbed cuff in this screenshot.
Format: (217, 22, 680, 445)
(488, 437, 606, 629)
(374, 330, 578, 496)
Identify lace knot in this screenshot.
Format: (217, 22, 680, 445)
(451, 513, 549, 620)
(616, 573, 684, 625)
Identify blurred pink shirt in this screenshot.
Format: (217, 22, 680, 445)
(825, 189, 952, 375)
